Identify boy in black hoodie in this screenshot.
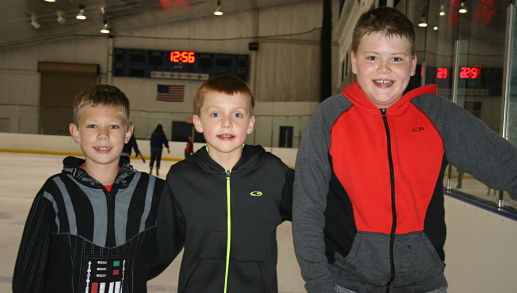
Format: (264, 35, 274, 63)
(159, 75, 294, 293)
(13, 85, 175, 292)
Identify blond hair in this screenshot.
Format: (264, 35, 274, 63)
(72, 84, 130, 127)
(194, 75, 254, 116)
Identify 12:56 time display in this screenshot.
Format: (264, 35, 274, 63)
(170, 51, 196, 63)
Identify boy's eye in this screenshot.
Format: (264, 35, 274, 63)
(109, 125, 120, 129)
(210, 113, 221, 118)
(366, 56, 378, 61)
(392, 56, 403, 62)
(232, 113, 243, 118)
(86, 124, 96, 129)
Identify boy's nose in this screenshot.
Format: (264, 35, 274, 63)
(221, 116, 232, 128)
(97, 127, 109, 139)
(377, 61, 391, 73)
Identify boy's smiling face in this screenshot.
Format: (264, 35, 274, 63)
(351, 32, 417, 109)
(69, 104, 132, 172)
(193, 91, 255, 165)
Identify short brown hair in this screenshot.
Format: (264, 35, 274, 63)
(352, 7, 415, 55)
(194, 75, 254, 116)
(72, 84, 130, 126)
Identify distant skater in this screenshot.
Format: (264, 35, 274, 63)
(149, 124, 170, 176)
(121, 133, 146, 164)
(184, 136, 193, 159)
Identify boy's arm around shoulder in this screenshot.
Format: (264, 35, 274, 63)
(280, 166, 294, 221)
(414, 95, 517, 198)
(293, 96, 349, 293)
(262, 151, 293, 221)
(13, 179, 56, 293)
(149, 178, 185, 279)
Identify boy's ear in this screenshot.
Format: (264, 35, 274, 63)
(246, 115, 255, 135)
(410, 55, 417, 76)
(69, 123, 81, 143)
(193, 115, 204, 133)
(124, 123, 134, 144)
(350, 51, 358, 75)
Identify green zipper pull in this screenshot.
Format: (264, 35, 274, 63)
(223, 169, 232, 293)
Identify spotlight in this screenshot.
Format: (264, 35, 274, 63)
(100, 20, 110, 34)
(44, 0, 56, 2)
(433, 26, 439, 31)
(459, 2, 467, 14)
(30, 14, 40, 29)
(439, 5, 445, 16)
(76, 4, 87, 20)
(56, 10, 65, 24)
(418, 16, 428, 28)
(213, 0, 223, 16)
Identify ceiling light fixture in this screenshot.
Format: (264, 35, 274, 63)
(100, 20, 110, 34)
(433, 26, 439, 31)
(439, 5, 445, 16)
(30, 14, 40, 29)
(56, 10, 65, 24)
(459, 1, 467, 14)
(76, 4, 87, 20)
(418, 16, 428, 28)
(44, 0, 56, 2)
(213, 0, 223, 16)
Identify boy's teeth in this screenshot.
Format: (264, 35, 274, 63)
(376, 80, 392, 84)
(97, 146, 110, 150)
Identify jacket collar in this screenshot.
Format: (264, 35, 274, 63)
(341, 81, 437, 114)
(62, 156, 136, 189)
(194, 145, 265, 173)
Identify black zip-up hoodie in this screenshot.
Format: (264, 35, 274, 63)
(160, 145, 294, 293)
(13, 156, 172, 293)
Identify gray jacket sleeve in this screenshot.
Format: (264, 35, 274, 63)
(293, 95, 351, 293)
(413, 95, 517, 198)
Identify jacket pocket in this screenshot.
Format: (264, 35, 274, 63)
(183, 258, 223, 292)
(392, 232, 445, 286)
(229, 258, 269, 293)
(334, 231, 391, 286)
(182, 258, 270, 293)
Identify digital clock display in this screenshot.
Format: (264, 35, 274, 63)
(113, 48, 250, 81)
(436, 66, 482, 80)
(459, 66, 481, 79)
(170, 51, 196, 63)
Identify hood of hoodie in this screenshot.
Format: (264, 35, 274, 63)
(62, 156, 136, 189)
(341, 81, 437, 115)
(193, 144, 266, 174)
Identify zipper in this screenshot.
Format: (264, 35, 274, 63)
(381, 108, 397, 293)
(105, 186, 116, 247)
(223, 170, 232, 293)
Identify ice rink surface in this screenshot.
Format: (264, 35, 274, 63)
(0, 152, 305, 293)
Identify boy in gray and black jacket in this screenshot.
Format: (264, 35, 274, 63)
(13, 85, 177, 293)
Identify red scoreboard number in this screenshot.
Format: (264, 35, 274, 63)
(170, 51, 196, 63)
(436, 66, 481, 80)
(459, 66, 481, 79)
(436, 67, 449, 79)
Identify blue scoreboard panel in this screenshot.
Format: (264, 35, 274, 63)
(112, 48, 250, 81)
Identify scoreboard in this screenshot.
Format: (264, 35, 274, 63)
(112, 48, 250, 81)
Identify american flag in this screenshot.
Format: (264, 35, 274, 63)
(156, 84, 185, 102)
